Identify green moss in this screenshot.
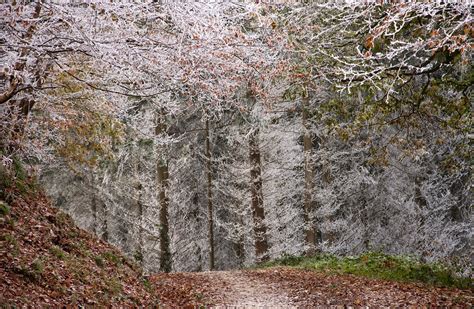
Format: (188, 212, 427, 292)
(260, 252, 472, 289)
(260, 254, 305, 267)
(0, 165, 12, 199)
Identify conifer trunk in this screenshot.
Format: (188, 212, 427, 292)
(249, 128, 269, 262)
(302, 92, 316, 254)
(156, 111, 171, 272)
(137, 184, 144, 266)
(205, 119, 215, 270)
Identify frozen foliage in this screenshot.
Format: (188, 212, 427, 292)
(313, 133, 472, 264)
(1, 1, 471, 272)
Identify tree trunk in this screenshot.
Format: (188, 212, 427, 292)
(156, 111, 171, 272)
(92, 190, 108, 242)
(235, 207, 246, 266)
(101, 202, 109, 242)
(137, 184, 144, 267)
(249, 128, 269, 262)
(92, 196, 98, 235)
(205, 119, 215, 270)
(302, 93, 316, 254)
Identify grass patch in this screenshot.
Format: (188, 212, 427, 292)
(73, 241, 91, 257)
(2, 234, 19, 256)
(0, 201, 10, 216)
(50, 245, 66, 260)
(105, 278, 123, 296)
(11, 157, 38, 196)
(55, 212, 72, 226)
(31, 259, 44, 275)
(15, 259, 45, 282)
(102, 251, 122, 265)
(66, 258, 91, 282)
(0, 156, 40, 203)
(94, 256, 105, 267)
(260, 252, 472, 289)
(143, 278, 152, 292)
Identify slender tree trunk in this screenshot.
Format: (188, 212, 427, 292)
(137, 184, 144, 267)
(205, 119, 215, 270)
(235, 206, 245, 265)
(156, 111, 171, 272)
(92, 196, 98, 235)
(102, 202, 109, 242)
(249, 128, 269, 262)
(231, 180, 245, 266)
(302, 93, 316, 254)
(92, 191, 108, 242)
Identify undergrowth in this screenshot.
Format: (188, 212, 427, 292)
(0, 155, 38, 202)
(260, 252, 472, 290)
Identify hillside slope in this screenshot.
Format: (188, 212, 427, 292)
(0, 176, 157, 306)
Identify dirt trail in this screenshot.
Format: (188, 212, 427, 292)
(197, 270, 297, 309)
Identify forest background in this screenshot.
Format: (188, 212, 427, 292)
(0, 1, 472, 274)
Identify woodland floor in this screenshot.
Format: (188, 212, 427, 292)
(152, 268, 473, 308)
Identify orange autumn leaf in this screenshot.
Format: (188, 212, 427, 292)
(365, 36, 374, 49)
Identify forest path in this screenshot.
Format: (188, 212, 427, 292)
(198, 270, 297, 308)
(151, 267, 473, 308)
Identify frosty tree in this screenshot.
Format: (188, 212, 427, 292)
(1, 1, 471, 273)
